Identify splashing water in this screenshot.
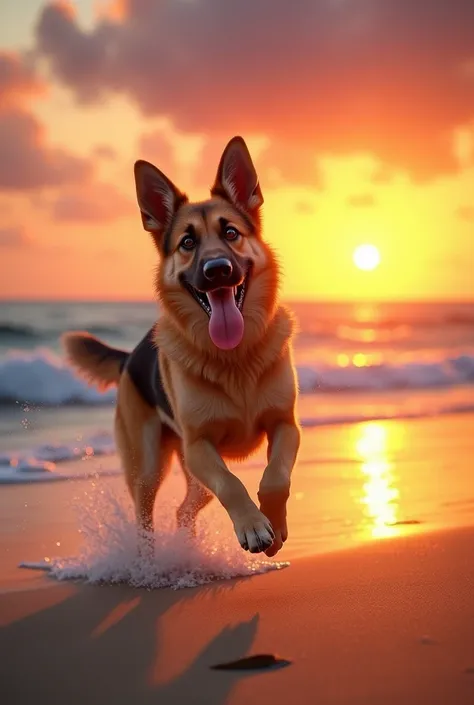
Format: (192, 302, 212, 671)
(21, 480, 288, 590)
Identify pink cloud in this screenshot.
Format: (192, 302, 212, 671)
(35, 0, 474, 180)
(0, 226, 30, 248)
(0, 49, 131, 224)
(0, 50, 92, 192)
(138, 130, 178, 178)
(0, 108, 92, 190)
(51, 182, 135, 222)
(0, 52, 45, 108)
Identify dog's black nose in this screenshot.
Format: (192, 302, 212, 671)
(203, 258, 233, 281)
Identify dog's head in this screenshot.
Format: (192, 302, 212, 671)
(134, 136, 279, 353)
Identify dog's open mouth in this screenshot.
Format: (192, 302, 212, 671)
(186, 270, 249, 318)
(186, 270, 250, 350)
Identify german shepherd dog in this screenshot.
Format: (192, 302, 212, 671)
(62, 137, 300, 557)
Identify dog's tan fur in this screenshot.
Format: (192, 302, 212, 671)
(62, 136, 300, 557)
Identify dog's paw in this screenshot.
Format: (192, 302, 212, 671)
(257, 489, 289, 557)
(231, 507, 275, 554)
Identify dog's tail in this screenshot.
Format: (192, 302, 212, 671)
(61, 332, 129, 390)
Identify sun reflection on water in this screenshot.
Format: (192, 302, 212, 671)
(355, 422, 401, 539)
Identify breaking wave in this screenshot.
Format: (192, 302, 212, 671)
(0, 347, 473, 407)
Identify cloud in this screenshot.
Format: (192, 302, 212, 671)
(346, 193, 376, 207)
(138, 129, 178, 178)
(456, 205, 474, 222)
(0, 50, 135, 229)
(51, 182, 135, 222)
(0, 108, 93, 190)
(35, 0, 474, 180)
(0, 51, 45, 108)
(0, 50, 93, 192)
(0, 55, 132, 223)
(0, 226, 30, 248)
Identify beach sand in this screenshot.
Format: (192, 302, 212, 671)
(1, 527, 473, 704)
(1, 413, 474, 703)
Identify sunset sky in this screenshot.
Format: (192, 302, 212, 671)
(1, 0, 473, 301)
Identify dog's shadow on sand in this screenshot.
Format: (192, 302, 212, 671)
(0, 579, 263, 705)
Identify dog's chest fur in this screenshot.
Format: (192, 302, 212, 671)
(174, 369, 295, 458)
(199, 371, 295, 457)
(157, 307, 297, 458)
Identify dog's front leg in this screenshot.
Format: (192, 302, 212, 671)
(258, 421, 301, 557)
(184, 438, 275, 553)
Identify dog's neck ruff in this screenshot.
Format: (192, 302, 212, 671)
(154, 305, 295, 388)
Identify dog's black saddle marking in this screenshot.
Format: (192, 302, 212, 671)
(123, 327, 174, 420)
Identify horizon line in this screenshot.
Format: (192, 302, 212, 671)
(1, 296, 473, 305)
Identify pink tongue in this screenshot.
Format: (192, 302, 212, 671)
(207, 288, 244, 350)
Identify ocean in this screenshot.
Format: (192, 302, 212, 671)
(0, 298, 473, 484)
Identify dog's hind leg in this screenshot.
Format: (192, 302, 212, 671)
(115, 371, 176, 553)
(176, 456, 214, 536)
(132, 423, 177, 536)
(128, 425, 177, 561)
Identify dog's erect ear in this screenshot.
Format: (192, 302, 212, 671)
(211, 136, 263, 213)
(134, 160, 187, 242)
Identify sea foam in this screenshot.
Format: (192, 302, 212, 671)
(19, 481, 288, 589)
(1, 347, 473, 407)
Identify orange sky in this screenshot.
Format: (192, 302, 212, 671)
(0, 0, 473, 301)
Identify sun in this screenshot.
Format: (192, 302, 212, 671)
(353, 244, 381, 271)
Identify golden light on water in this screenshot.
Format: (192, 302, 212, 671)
(353, 353, 368, 368)
(355, 422, 400, 539)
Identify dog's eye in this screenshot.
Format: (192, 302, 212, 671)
(224, 225, 240, 241)
(179, 234, 197, 251)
